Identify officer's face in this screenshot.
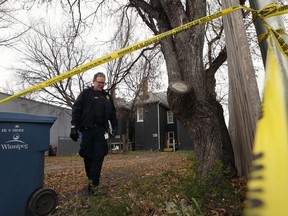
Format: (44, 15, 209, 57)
(93, 76, 106, 91)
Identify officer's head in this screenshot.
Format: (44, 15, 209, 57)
(93, 72, 106, 91)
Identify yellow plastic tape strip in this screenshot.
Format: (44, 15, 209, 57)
(0, 5, 251, 104)
(244, 37, 288, 216)
(257, 2, 278, 18)
(269, 28, 288, 58)
(258, 27, 287, 44)
(261, 20, 288, 59)
(259, 3, 288, 19)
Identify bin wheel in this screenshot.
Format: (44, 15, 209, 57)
(27, 188, 58, 216)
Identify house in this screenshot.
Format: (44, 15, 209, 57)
(134, 92, 194, 151)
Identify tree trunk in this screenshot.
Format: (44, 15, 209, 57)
(168, 81, 236, 175)
(131, 0, 236, 175)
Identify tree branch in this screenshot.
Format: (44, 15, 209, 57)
(205, 47, 227, 78)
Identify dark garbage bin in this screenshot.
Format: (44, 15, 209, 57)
(0, 112, 58, 216)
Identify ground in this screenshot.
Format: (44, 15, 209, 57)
(44, 151, 191, 215)
(45, 151, 246, 215)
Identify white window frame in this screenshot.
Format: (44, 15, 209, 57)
(167, 110, 174, 124)
(137, 107, 144, 122)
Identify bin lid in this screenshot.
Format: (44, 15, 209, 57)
(0, 112, 57, 123)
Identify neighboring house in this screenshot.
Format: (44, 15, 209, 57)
(134, 92, 194, 151)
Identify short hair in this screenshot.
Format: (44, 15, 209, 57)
(93, 72, 106, 81)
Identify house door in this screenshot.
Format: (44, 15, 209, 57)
(167, 131, 175, 150)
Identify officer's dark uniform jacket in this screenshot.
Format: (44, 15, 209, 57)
(71, 87, 118, 132)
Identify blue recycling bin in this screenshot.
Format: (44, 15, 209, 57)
(0, 112, 58, 216)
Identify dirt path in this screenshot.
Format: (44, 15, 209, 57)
(45, 152, 189, 195)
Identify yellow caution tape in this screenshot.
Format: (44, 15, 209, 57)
(257, 3, 288, 51)
(257, 3, 279, 18)
(259, 18, 288, 59)
(0, 3, 287, 105)
(244, 36, 288, 216)
(269, 28, 288, 58)
(258, 3, 288, 19)
(258, 27, 286, 44)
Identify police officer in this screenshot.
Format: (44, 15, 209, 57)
(70, 72, 118, 195)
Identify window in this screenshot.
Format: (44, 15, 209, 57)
(167, 111, 174, 124)
(137, 107, 144, 122)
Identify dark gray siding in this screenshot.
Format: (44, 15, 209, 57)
(135, 103, 159, 151)
(177, 121, 194, 150)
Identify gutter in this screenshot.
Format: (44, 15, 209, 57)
(157, 102, 161, 150)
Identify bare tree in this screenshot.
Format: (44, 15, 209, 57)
(0, 1, 30, 46)
(103, 8, 160, 92)
(102, 7, 164, 152)
(5, 0, 109, 104)
(14, 0, 163, 111)
(128, 0, 237, 175)
(14, 23, 93, 108)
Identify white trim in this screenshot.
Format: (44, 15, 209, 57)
(157, 102, 161, 150)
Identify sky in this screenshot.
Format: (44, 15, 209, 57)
(0, 53, 13, 86)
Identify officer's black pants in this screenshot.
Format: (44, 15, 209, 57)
(80, 126, 108, 187)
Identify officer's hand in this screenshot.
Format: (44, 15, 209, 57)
(70, 126, 79, 142)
